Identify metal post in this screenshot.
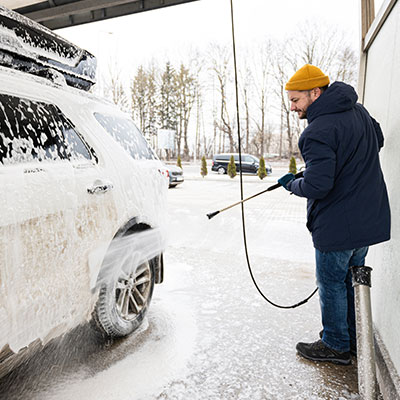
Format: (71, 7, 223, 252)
(351, 265, 377, 400)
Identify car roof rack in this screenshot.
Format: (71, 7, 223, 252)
(0, 6, 96, 91)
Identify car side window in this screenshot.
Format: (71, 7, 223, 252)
(60, 119, 92, 161)
(94, 113, 156, 160)
(0, 94, 91, 165)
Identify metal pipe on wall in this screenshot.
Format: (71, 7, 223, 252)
(352, 265, 377, 400)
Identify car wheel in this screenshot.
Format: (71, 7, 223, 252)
(217, 167, 226, 174)
(93, 257, 155, 338)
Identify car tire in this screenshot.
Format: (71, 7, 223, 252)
(217, 167, 226, 174)
(93, 256, 155, 338)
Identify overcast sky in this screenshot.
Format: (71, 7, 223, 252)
(57, 0, 383, 81)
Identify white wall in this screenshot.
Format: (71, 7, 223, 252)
(363, 0, 400, 374)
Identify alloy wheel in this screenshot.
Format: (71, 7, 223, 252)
(115, 261, 152, 321)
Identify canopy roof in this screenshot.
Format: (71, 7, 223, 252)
(2, 0, 199, 30)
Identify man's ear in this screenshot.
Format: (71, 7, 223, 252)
(311, 87, 322, 101)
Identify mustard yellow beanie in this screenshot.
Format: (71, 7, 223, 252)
(285, 64, 330, 91)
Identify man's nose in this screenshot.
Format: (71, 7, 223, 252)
(290, 102, 296, 112)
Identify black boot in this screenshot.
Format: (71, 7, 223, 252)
(319, 330, 357, 356)
(296, 339, 351, 365)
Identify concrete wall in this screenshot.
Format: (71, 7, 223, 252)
(362, 0, 400, 395)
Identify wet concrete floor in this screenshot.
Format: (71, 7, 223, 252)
(0, 172, 372, 399)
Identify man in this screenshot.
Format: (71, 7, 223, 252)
(278, 64, 390, 365)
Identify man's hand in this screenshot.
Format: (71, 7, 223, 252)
(278, 173, 295, 191)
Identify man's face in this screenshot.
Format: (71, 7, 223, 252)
(288, 89, 320, 119)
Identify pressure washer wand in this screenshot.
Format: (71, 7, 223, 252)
(207, 171, 304, 220)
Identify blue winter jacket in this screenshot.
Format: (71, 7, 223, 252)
(288, 82, 390, 252)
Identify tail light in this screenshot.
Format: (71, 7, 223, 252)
(158, 168, 169, 178)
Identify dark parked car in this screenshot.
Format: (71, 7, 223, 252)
(211, 153, 272, 175)
(165, 164, 184, 187)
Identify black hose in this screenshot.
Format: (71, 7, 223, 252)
(229, 0, 318, 309)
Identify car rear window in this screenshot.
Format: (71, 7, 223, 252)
(94, 113, 156, 161)
(0, 93, 92, 165)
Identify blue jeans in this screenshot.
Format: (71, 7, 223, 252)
(315, 247, 368, 352)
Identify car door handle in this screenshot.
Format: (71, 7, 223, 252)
(87, 180, 114, 195)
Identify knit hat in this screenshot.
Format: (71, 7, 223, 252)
(285, 64, 330, 91)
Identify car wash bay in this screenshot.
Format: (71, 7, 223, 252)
(3, 0, 400, 398)
(0, 166, 361, 400)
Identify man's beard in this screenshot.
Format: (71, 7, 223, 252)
(298, 95, 312, 119)
(298, 110, 307, 119)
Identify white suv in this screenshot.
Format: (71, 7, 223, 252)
(0, 6, 167, 377)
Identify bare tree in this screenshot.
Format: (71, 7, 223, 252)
(187, 48, 205, 160)
(107, 21, 359, 162)
(270, 22, 359, 158)
(288, 22, 359, 86)
(105, 63, 129, 112)
(239, 61, 252, 153)
(194, 81, 203, 160)
(332, 46, 358, 86)
(251, 121, 274, 156)
(208, 44, 235, 153)
(271, 44, 296, 158)
(251, 41, 274, 157)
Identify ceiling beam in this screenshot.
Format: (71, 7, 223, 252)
(18, 0, 199, 30)
(25, 0, 138, 22)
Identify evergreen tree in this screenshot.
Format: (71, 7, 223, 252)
(258, 156, 267, 180)
(145, 66, 158, 139)
(176, 63, 196, 160)
(177, 155, 182, 169)
(131, 66, 147, 132)
(227, 155, 237, 178)
(289, 156, 297, 174)
(159, 62, 178, 131)
(201, 155, 208, 178)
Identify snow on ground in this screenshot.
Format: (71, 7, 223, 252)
(0, 163, 361, 400)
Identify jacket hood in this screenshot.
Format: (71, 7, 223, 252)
(306, 81, 358, 123)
